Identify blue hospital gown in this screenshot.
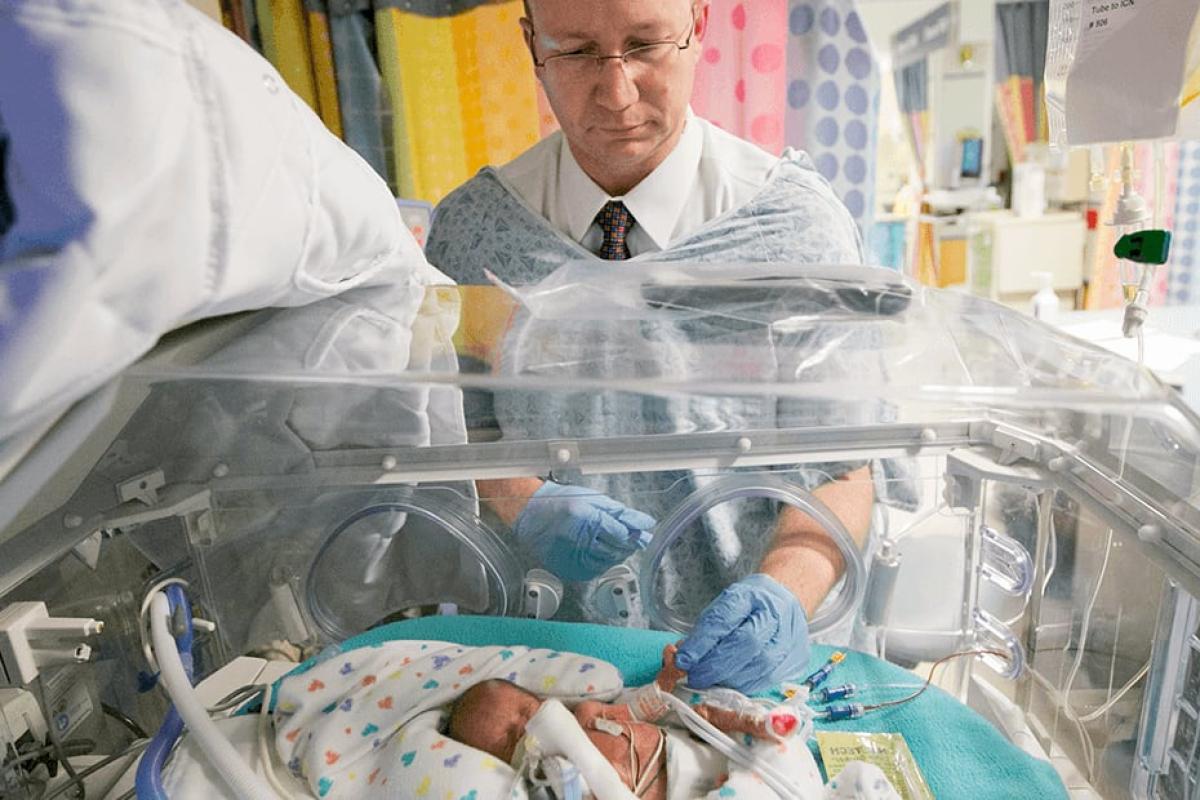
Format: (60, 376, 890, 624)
(426, 150, 916, 630)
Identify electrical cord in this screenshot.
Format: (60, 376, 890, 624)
(39, 741, 150, 800)
(101, 704, 148, 740)
(35, 676, 86, 799)
(858, 649, 1008, 714)
(0, 740, 93, 771)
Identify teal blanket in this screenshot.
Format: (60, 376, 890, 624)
(286, 616, 1067, 799)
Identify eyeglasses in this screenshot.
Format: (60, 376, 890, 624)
(531, 7, 696, 82)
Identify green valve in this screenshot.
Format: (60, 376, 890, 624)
(1113, 229, 1172, 265)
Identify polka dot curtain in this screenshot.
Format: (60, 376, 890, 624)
(692, 0, 880, 237)
(1168, 142, 1197, 305)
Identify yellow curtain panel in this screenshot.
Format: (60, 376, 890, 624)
(234, 1, 548, 205)
(306, 6, 343, 138)
(375, 1, 543, 204)
(256, 0, 319, 112)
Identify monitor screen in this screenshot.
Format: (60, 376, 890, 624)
(960, 137, 983, 179)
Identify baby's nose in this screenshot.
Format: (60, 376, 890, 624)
(573, 700, 605, 727)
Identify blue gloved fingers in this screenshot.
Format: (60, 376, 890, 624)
(609, 505, 657, 534)
(674, 586, 757, 673)
(513, 482, 656, 581)
(684, 609, 778, 690)
(590, 507, 643, 551)
(629, 529, 653, 550)
(585, 490, 635, 515)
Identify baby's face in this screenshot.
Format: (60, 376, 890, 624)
(448, 682, 664, 796)
(448, 680, 543, 764)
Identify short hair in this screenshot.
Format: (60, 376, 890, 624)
(446, 679, 537, 742)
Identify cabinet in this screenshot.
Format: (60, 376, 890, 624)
(967, 210, 1086, 302)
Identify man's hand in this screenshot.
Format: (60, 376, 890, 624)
(673, 573, 810, 694)
(513, 482, 656, 581)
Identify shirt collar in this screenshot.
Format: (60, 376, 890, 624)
(559, 111, 703, 249)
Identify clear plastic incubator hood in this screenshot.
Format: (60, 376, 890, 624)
(1, 262, 1198, 799)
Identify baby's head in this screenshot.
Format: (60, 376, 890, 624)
(447, 680, 666, 797)
(447, 679, 543, 764)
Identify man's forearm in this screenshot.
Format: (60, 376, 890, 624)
(478, 477, 545, 526)
(758, 466, 874, 617)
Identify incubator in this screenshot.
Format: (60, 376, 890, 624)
(1, 261, 1198, 798)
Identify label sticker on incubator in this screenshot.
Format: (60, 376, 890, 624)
(816, 731, 933, 800)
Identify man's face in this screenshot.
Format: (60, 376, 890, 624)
(523, 0, 707, 192)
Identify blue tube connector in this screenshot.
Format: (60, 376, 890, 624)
(802, 651, 845, 690)
(813, 684, 856, 703)
(821, 702, 864, 722)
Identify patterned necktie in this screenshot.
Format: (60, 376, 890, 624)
(595, 200, 634, 260)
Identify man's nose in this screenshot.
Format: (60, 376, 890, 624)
(593, 58, 639, 110)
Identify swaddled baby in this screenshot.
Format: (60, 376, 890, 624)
(445, 645, 897, 800)
(275, 638, 901, 799)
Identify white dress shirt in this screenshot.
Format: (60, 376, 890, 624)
(498, 111, 779, 257)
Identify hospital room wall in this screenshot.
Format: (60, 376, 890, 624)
(214, 0, 881, 235)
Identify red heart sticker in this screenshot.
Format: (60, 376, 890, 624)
(771, 713, 798, 737)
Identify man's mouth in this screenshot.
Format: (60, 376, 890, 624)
(598, 122, 649, 134)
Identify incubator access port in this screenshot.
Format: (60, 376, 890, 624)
(640, 474, 866, 638)
(304, 491, 526, 645)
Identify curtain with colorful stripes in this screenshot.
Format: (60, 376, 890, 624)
(994, 1, 1047, 165)
(224, 0, 878, 224)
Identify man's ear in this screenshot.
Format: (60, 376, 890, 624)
(694, 0, 711, 41)
(519, 16, 537, 65)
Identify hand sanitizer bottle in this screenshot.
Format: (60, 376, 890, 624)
(1031, 272, 1058, 322)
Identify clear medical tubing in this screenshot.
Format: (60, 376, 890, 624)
(305, 492, 523, 641)
(641, 474, 867, 637)
(149, 592, 278, 800)
(659, 692, 804, 799)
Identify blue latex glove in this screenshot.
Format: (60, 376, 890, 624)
(514, 482, 656, 582)
(674, 573, 810, 694)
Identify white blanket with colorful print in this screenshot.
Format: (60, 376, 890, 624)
(273, 640, 622, 798)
